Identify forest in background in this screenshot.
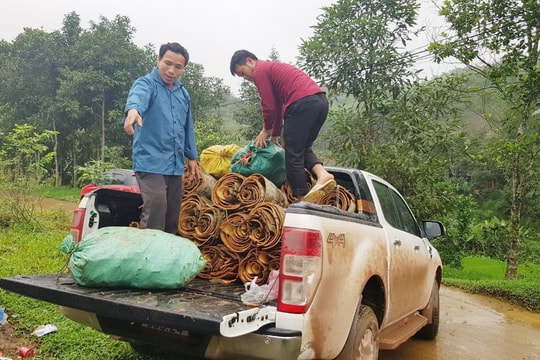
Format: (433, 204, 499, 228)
(0, 0, 539, 277)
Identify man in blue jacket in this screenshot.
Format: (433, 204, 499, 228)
(124, 42, 201, 234)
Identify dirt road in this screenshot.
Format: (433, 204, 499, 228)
(380, 286, 540, 360)
(39, 197, 78, 213)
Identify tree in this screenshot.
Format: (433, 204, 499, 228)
(0, 123, 57, 182)
(181, 62, 231, 121)
(56, 14, 154, 185)
(0, 13, 151, 186)
(234, 81, 262, 140)
(298, 0, 421, 170)
(326, 75, 472, 217)
(0, 26, 68, 186)
(0, 13, 238, 187)
(0, 29, 62, 119)
(295, 1, 490, 264)
(298, 0, 419, 100)
(429, 0, 540, 279)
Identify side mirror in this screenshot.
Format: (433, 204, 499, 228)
(421, 220, 446, 238)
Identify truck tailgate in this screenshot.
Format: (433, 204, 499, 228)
(0, 274, 275, 336)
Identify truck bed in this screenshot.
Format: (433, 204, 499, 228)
(0, 274, 273, 336)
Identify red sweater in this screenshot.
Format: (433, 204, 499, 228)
(253, 60, 323, 136)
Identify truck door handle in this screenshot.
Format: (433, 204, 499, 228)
(414, 245, 420, 251)
(393, 239, 401, 246)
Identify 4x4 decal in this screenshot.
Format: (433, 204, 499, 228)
(327, 232, 346, 247)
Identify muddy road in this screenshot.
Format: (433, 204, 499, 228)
(380, 286, 540, 360)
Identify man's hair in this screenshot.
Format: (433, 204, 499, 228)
(159, 42, 189, 65)
(230, 50, 258, 76)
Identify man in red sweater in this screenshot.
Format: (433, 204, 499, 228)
(230, 49, 335, 202)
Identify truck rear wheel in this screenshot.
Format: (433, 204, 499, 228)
(416, 278, 440, 339)
(335, 304, 379, 360)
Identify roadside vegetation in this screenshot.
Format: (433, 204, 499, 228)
(37, 185, 80, 202)
(442, 257, 540, 312)
(0, 205, 144, 359)
(0, 196, 179, 359)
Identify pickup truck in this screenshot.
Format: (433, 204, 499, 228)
(0, 166, 444, 360)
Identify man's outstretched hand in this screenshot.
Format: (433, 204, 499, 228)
(124, 109, 142, 136)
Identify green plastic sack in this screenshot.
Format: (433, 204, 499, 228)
(60, 227, 207, 289)
(230, 141, 286, 187)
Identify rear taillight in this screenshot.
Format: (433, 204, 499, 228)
(277, 226, 322, 314)
(70, 208, 86, 242)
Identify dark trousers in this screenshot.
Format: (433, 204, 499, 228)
(135, 172, 183, 234)
(282, 92, 329, 197)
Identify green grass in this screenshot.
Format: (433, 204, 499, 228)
(35, 185, 81, 202)
(443, 256, 540, 312)
(0, 208, 168, 359)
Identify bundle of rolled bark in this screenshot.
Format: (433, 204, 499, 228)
(280, 169, 316, 203)
(178, 170, 356, 285)
(179, 172, 287, 285)
(314, 185, 357, 213)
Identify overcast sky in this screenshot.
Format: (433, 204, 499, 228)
(1, 0, 452, 95)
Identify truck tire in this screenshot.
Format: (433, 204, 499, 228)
(335, 304, 379, 360)
(416, 278, 440, 339)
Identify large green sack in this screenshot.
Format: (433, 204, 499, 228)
(230, 141, 287, 187)
(60, 227, 207, 289)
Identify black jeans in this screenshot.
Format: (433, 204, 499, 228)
(282, 92, 329, 197)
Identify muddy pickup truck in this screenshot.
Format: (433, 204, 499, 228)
(0, 167, 444, 360)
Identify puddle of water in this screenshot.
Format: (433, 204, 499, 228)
(379, 286, 540, 360)
(465, 290, 540, 329)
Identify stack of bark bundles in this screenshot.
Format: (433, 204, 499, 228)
(180, 171, 287, 285)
